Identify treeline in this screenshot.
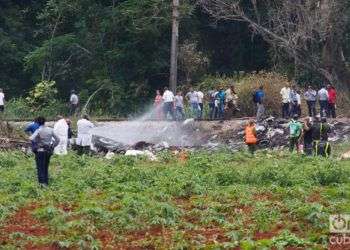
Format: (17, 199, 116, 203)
(1, 0, 349, 115)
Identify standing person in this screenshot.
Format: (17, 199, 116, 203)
(225, 85, 239, 119)
(185, 87, 199, 119)
(318, 85, 328, 117)
(174, 91, 185, 120)
(162, 87, 175, 120)
(154, 90, 163, 120)
(302, 117, 314, 156)
(289, 85, 299, 117)
(253, 85, 265, 122)
(304, 85, 317, 117)
(312, 117, 331, 157)
(0, 88, 5, 113)
(245, 120, 257, 155)
(207, 90, 217, 120)
(53, 116, 69, 155)
(197, 90, 204, 119)
(66, 119, 74, 147)
(30, 117, 60, 186)
(216, 87, 226, 121)
(327, 84, 337, 118)
(69, 90, 79, 116)
(288, 114, 303, 152)
(280, 84, 291, 119)
(76, 115, 95, 155)
(296, 90, 302, 118)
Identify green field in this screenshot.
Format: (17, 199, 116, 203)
(0, 148, 350, 249)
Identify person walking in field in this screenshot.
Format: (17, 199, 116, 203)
(327, 84, 337, 118)
(288, 114, 303, 152)
(175, 91, 185, 120)
(162, 87, 175, 120)
(69, 90, 79, 116)
(304, 85, 317, 117)
(76, 115, 95, 155)
(318, 85, 328, 117)
(154, 90, 163, 120)
(0, 88, 5, 113)
(53, 116, 69, 155)
(280, 84, 291, 119)
(245, 120, 257, 155)
(30, 116, 60, 186)
(253, 85, 265, 122)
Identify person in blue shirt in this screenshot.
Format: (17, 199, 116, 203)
(254, 85, 265, 122)
(25, 118, 40, 135)
(25, 118, 40, 150)
(216, 87, 226, 121)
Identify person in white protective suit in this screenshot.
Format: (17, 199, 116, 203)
(53, 116, 69, 155)
(76, 115, 95, 155)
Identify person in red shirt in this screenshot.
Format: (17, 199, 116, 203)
(327, 84, 337, 118)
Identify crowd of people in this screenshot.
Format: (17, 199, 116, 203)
(25, 115, 95, 186)
(153, 85, 239, 121)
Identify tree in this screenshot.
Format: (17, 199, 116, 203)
(200, 0, 350, 89)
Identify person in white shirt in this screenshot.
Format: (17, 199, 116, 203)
(185, 87, 200, 119)
(53, 116, 69, 155)
(162, 87, 175, 120)
(318, 86, 329, 117)
(69, 90, 79, 116)
(280, 84, 290, 119)
(295, 90, 301, 118)
(197, 90, 204, 119)
(76, 115, 95, 155)
(0, 88, 5, 113)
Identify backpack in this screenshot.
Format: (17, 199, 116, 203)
(290, 121, 301, 137)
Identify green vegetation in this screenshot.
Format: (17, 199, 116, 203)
(0, 149, 349, 249)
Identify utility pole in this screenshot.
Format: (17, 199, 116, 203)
(169, 0, 179, 93)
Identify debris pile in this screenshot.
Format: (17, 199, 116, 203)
(91, 117, 350, 156)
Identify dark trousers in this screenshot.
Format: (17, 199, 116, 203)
(198, 103, 204, 119)
(175, 106, 185, 120)
(0, 105, 4, 112)
(247, 144, 256, 155)
(291, 102, 301, 118)
(208, 103, 217, 120)
(306, 101, 316, 117)
(319, 100, 328, 117)
(218, 102, 225, 120)
(77, 146, 90, 155)
(70, 104, 78, 116)
(327, 103, 336, 118)
(289, 137, 299, 152)
(163, 102, 174, 120)
(282, 103, 290, 119)
(304, 142, 313, 156)
(35, 151, 52, 185)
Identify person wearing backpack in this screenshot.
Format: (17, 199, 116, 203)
(253, 85, 265, 122)
(245, 120, 258, 155)
(288, 114, 303, 152)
